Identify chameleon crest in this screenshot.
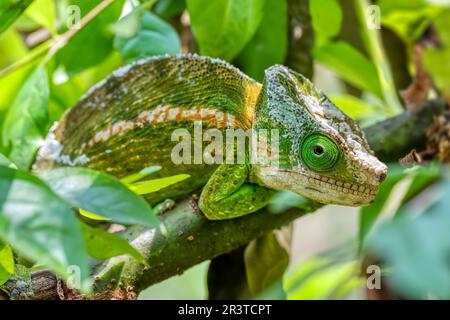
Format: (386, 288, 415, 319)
(251, 65, 387, 206)
(34, 54, 387, 220)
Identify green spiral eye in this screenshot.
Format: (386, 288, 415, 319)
(300, 133, 340, 172)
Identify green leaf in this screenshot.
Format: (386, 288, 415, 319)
(0, 27, 28, 69)
(310, 0, 342, 46)
(313, 41, 382, 98)
(120, 165, 161, 184)
(154, 0, 186, 19)
(423, 9, 450, 98)
(55, 0, 125, 75)
(0, 0, 34, 33)
(400, 164, 440, 206)
(24, 0, 55, 34)
(187, 0, 264, 61)
(0, 167, 89, 290)
(2, 64, 49, 170)
(359, 166, 409, 247)
(244, 232, 289, 296)
(236, 0, 287, 81)
(378, 0, 443, 43)
(0, 42, 39, 111)
(39, 167, 158, 227)
(128, 173, 189, 195)
(207, 247, 252, 299)
(285, 258, 360, 300)
(360, 165, 441, 248)
(268, 190, 307, 214)
(255, 280, 286, 300)
(366, 176, 450, 299)
(81, 223, 146, 264)
(329, 94, 386, 125)
(0, 242, 14, 285)
(114, 9, 181, 62)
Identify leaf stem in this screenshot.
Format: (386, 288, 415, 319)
(353, 0, 404, 115)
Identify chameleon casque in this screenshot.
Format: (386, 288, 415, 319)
(34, 54, 387, 220)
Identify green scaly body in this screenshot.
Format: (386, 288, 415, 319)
(34, 54, 387, 220)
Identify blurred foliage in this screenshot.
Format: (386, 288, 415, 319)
(285, 258, 361, 300)
(81, 222, 146, 264)
(39, 167, 159, 226)
(244, 233, 290, 296)
(235, 0, 288, 81)
(423, 8, 450, 99)
(0, 166, 90, 292)
(114, 6, 181, 62)
(0, 0, 449, 300)
(140, 261, 209, 299)
(187, 0, 263, 61)
(55, 0, 125, 75)
(24, 0, 56, 34)
(366, 170, 450, 299)
(0, 0, 34, 33)
(2, 65, 48, 169)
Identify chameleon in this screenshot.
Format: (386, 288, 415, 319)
(34, 54, 387, 220)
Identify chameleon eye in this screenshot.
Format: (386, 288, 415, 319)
(300, 133, 340, 172)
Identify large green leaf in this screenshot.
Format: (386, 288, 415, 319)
(187, 0, 264, 61)
(366, 175, 450, 299)
(309, 0, 342, 46)
(0, 0, 34, 33)
(244, 232, 289, 296)
(0, 167, 89, 290)
(81, 223, 146, 264)
(55, 0, 125, 75)
(24, 0, 55, 34)
(0, 242, 14, 285)
(359, 166, 407, 246)
(2, 65, 49, 170)
(39, 167, 158, 227)
(285, 258, 361, 300)
(120, 165, 161, 184)
(313, 41, 382, 98)
(329, 94, 384, 125)
(236, 0, 287, 81)
(114, 9, 181, 62)
(128, 173, 189, 195)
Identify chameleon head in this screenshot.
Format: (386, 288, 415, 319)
(251, 65, 387, 206)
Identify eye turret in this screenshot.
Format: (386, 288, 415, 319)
(300, 133, 340, 172)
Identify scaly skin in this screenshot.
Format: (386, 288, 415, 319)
(34, 54, 387, 220)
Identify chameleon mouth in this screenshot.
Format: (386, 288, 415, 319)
(278, 169, 378, 197)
